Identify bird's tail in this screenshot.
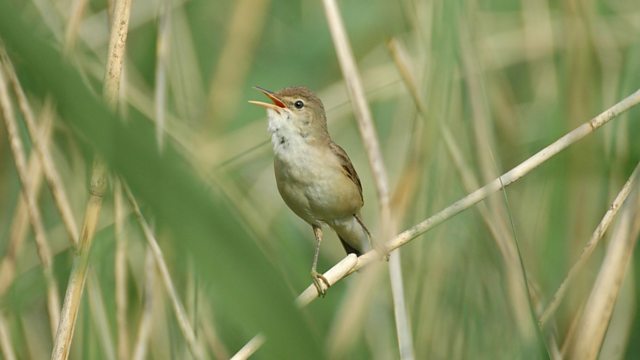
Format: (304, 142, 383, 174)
(338, 236, 362, 256)
(331, 214, 371, 257)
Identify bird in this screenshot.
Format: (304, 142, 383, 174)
(249, 86, 370, 296)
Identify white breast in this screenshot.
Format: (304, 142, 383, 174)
(266, 108, 359, 222)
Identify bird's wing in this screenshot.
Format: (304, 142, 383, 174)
(329, 142, 363, 203)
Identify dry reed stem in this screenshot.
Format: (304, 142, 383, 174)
(124, 186, 206, 360)
(114, 180, 129, 360)
(0, 104, 51, 296)
(229, 334, 266, 360)
(386, 251, 413, 357)
(52, 158, 107, 360)
(0, 312, 16, 360)
(1, 53, 80, 244)
(569, 187, 640, 359)
(540, 161, 640, 326)
(52, 0, 131, 358)
(131, 249, 155, 360)
(297, 88, 640, 305)
(0, 64, 61, 337)
(381, 88, 640, 249)
(321, 1, 414, 359)
(321, 0, 392, 242)
(103, 0, 131, 107)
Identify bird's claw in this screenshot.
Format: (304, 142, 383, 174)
(311, 270, 330, 297)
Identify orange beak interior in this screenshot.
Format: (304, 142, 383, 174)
(248, 86, 286, 112)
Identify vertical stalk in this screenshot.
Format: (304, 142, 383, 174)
(51, 0, 132, 358)
(114, 181, 129, 360)
(321, 1, 414, 358)
(51, 159, 107, 360)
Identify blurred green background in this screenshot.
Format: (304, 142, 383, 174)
(0, 0, 639, 358)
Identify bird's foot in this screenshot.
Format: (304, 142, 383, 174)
(311, 270, 330, 297)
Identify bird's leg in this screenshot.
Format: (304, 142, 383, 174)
(311, 225, 330, 296)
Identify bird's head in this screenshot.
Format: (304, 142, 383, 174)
(249, 86, 329, 141)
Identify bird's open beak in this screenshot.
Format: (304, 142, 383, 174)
(248, 86, 286, 113)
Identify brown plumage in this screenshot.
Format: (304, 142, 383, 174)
(250, 86, 370, 295)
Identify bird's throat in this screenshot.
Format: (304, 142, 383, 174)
(267, 110, 308, 156)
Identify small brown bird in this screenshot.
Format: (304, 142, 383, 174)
(249, 86, 370, 295)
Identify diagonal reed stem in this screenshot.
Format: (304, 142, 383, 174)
(0, 313, 16, 360)
(0, 97, 52, 298)
(297, 87, 640, 305)
(230, 334, 265, 360)
(124, 185, 206, 360)
(0, 50, 80, 245)
(0, 62, 61, 339)
(569, 185, 640, 359)
(540, 161, 640, 326)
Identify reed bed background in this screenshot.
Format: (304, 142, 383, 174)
(0, 0, 639, 359)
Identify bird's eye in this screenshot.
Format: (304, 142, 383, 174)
(294, 100, 304, 109)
